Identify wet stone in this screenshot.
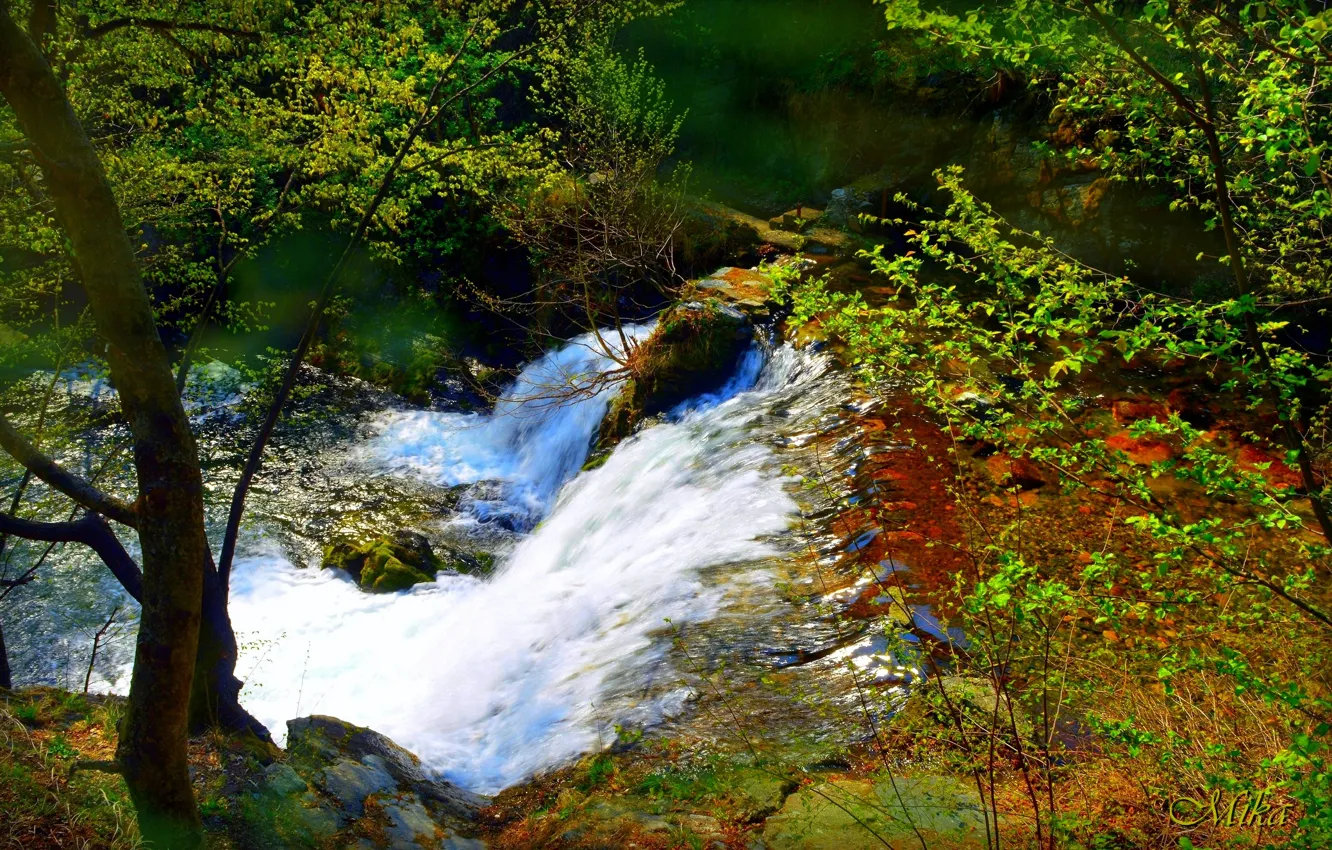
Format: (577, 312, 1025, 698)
(262, 762, 308, 797)
(293, 796, 342, 840)
(317, 756, 397, 817)
(762, 776, 989, 849)
(729, 770, 797, 822)
(286, 715, 489, 821)
(381, 795, 440, 846)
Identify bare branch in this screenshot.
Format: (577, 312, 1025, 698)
(84, 605, 119, 693)
(0, 414, 138, 528)
(0, 510, 143, 602)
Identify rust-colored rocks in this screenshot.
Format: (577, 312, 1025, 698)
(984, 453, 1046, 490)
(1237, 443, 1304, 491)
(1105, 432, 1175, 464)
(692, 266, 779, 318)
(1111, 398, 1169, 426)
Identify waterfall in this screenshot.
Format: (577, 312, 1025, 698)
(364, 325, 655, 529)
(228, 334, 835, 793)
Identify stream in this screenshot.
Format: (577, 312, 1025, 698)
(6, 326, 863, 795)
(232, 332, 851, 793)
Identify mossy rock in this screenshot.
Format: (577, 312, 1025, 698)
(581, 449, 613, 472)
(762, 775, 990, 849)
(360, 547, 434, 592)
(895, 675, 1033, 740)
(725, 768, 798, 822)
(321, 530, 493, 593)
(596, 299, 750, 449)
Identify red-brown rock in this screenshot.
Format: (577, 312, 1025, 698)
(985, 453, 1046, 490)
(1106, 432, 1175, 464)
(1237, 444, 1303, 490)
(1111, 399, 1169, 426)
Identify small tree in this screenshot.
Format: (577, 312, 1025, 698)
(500, 39, 688, 358)
(2, 1, 683, 843)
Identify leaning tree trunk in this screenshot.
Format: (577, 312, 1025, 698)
(0, 8, 206, 848)
(0, 622, 11, 689)
(190, 560, 270, 740)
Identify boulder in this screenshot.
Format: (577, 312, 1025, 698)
(287, 716, 489, 821)
(728, 770, 798, 822)
(242, 715, 488, 849)
(693, 266, 780, 318)
(983, 453, 1046, 490)
(761, 776, 990, 849)
(1105, 432, 1175, 464)
(597, 296, 752, 449)
(768, 207, 824, 232)
(262, 762, 309, 797)
(1025, 176, 1112, 228)
(897, 676, 1017, 725)
(322, 531, 493, 593)
(823, 187, 871, 228)
(1110, 398, 1169, 426)
(1237, 443, 1304, 490)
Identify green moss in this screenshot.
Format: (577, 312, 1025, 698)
(595, 301, 747, 450)
(322, 541, 366, 575)
(322, 532, 494, 591)
(637, 764, 723, 803)
(581, 450, 612, 472)
(462, 550, 497, 574)
(359, 547, 433, 592)
(322, 538, 433, 592)
(577, 754, 618, 792)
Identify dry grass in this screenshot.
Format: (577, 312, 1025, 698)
(0, 688, 141, 850)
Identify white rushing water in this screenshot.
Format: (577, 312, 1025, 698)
(364, 325, 655, 529)
(229, 334, 832, 793)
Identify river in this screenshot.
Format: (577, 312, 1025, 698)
(6, 326, 866, 794)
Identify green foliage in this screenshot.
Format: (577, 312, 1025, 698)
(14, 701, 39, 724)
(577, 753, 618, 791)
(500, 33, 690, 336)
(1, 0, 677, 388)
(637, 763, 722, 803)
(775, 165, 1332, 845)
(879, 0, 1332, 301)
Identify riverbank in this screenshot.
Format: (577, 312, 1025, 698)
(4, 252, 1324, 849)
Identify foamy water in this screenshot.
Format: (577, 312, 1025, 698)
(230, 338, 831, 792)
(363, 325, 654, 529)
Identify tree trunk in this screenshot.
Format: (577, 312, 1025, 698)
(0, 8, 206, 847)
(26, 0, 56, 44)
(190, 560, 271, 740)
(0, 622, 11, 689)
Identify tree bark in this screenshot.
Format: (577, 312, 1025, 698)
(190, 555, 270, 740)
(0, 6, 206, 847)
(0, 622, 11, 689)
(26, 0, 55, 44)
